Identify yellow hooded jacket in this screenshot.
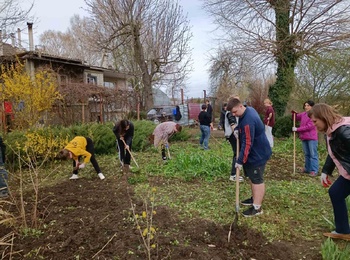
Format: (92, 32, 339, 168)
(64, 136, 91, 163)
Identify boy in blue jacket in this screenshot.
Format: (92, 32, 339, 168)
(227, 97, 272, 217)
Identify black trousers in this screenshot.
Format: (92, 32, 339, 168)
(73, 137, 101, 175)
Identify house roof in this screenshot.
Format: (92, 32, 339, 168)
(0, 49, 129, 80)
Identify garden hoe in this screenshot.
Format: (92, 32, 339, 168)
(121, 139, 139, 169)
(228, 137, 240, 243)
(165, 143, 171, 159)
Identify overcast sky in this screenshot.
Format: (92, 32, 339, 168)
(20, 0, 217, 98)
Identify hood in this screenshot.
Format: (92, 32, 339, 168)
(327, 117, 350, 136)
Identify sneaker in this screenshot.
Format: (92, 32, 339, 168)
(242, 206, 263, 217)
(241, 197, 253, 206)
(323, 231, 350, 240)
(298, 167, 308, 173)
(229, 175, 244, 182)
(309, 171, 318, 176)
(69, 174, 79, 180)
(98, 173, 105, 180)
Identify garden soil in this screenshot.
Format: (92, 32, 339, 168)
(1, 173, 322, 260)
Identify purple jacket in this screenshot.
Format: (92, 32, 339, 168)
(295, 111, 318, 141)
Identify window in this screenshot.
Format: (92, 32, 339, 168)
(87, 74, 97, 85)
(104, 82, 115, 88)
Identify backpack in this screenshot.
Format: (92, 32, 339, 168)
(174, 106, 182, 121)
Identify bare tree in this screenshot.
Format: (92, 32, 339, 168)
(208, 46, 259, 105)
(203, 0, 350, 116)
(39, 15, 101, 65)
(84, 0, 192, 110)
(0, 0, 33, 40)
(293, 52, 350, 114)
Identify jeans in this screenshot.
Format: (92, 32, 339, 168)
(301, 140, 319, 173)
(0, 168, 8, 195)
(329, 176, 350, 234)
(199, 125, 210, 150)
(228, 134, 237, 175)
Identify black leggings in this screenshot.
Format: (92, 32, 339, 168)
(73, 137, 101, 175)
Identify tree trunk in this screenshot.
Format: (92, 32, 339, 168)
(132, 23, 154, 111)
(268, 0, 297, 117)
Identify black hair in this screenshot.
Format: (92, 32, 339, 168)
(304, 100, 315, 108)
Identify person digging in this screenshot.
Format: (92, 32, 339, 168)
(58, 136, 105, 180)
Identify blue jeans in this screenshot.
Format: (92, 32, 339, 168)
(329, 176, 350, 234)
(301, 140, 319, 173)
(0, 168, 8, 195)
(199, 125, 210, 150)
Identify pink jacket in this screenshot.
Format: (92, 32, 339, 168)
(326, 117, 350, 180)
(295, 111, 318, 141)
(152, 122, 177, 147)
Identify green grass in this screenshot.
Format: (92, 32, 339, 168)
(5, 133, 350, 256)
(131, 137, 341, 243)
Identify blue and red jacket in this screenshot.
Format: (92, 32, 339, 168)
(237, 107, 272, 167)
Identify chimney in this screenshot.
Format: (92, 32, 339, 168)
(10, 33, 15, 47)
(17, 28, 22, 49)
(0, 30, 2, 56)
(27, 22, 34, 51)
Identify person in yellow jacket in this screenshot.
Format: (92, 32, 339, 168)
(58, 136, 105, 180)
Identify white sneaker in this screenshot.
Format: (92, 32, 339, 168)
(229, 175, 243, 182)
(98, 173, 105, 180)
(69, 174, 79, 180)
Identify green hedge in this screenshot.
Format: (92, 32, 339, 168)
(273, 115, 295, 138)
(2, 120, 193, 168)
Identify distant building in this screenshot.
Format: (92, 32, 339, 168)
(0, 23, 131, 130)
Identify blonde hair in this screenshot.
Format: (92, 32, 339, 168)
(264, 98, 272, 105)
(57, 149, 70, 160)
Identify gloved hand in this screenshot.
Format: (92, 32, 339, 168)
(165, 143, 169, 149)
(78, 163, 85, 169)
(321, 173, 332, 188)
(291, 110, 297, 114)
(292, 127, 298, 132)
(235, 163, 242, 170)
(233, 130, 239, 139)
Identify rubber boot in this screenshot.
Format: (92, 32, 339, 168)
(123, 164, 130, 174)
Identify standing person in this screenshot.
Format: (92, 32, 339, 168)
(263, 98, 275, 148)
(218, 103, 227, 130)
(0, 136, 8, 198)
(151, 121, 182, 161)
(227, 97, 272, 217)
(206, 99, 213, 120)
(291, 100, 319, 176)
(198, 104, 213, 150)
(113, 119, 134, 173)
(223, 105, 243, 182)
(58, 136, 105, 180)
(308, 103, 350, 239)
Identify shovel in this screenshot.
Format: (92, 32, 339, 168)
(228, 136, 240, 242)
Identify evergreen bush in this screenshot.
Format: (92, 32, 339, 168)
(273, 115, 294, 138)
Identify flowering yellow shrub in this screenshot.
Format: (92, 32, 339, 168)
(0, 62, 62, 129)
(23, 130, 69, 160)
